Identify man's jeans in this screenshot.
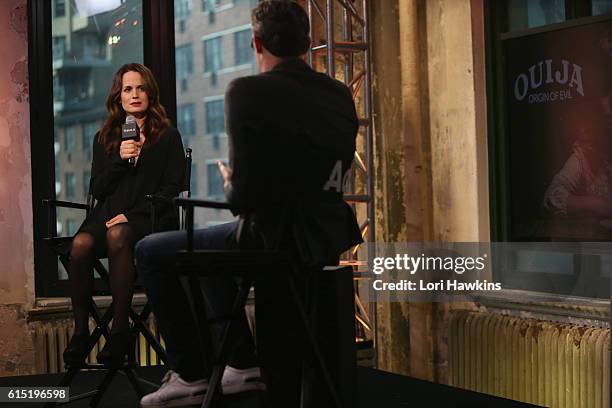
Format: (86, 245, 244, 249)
(134, 221, 257, 381)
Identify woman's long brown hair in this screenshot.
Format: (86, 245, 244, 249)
(99, 63, 171, 154)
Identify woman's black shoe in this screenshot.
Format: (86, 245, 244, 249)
(96, 331, 132, 366)
(63, 333, 90, 366)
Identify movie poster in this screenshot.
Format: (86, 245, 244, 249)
(506, 18, 612, 241)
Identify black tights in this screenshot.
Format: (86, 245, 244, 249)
(68, 224, 136, 335)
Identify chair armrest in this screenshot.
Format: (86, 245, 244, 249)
(173, 197, 235, 211)
(42, 199, 89, 239)
(42, 199, 89, 210)
(173, 198, 237, 251)
(145, 194, 174, 205)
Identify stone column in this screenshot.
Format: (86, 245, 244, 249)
(372, 0, 489, 382)
(0, 0, 36, 377)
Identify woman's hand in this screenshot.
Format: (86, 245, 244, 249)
(106, 214, 128, 228)
(120, 139, 143, 160)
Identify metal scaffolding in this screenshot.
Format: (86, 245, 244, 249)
(305, 0, 375, 351)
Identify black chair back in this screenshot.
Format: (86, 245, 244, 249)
(179, 148, 193, 230)
(182, 148, 192, 198)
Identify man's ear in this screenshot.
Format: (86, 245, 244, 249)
(300, 38, 312, 60)
(253, 36, 264, 53)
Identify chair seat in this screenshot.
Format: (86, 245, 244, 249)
(175, 249, 292, 277)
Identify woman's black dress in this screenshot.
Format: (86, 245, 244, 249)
(78, 127, 185, 257)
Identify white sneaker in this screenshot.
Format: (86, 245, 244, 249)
(140, 370, 208, 407)
(221, 366, 266, 395)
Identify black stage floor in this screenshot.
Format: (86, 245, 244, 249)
(0, 366, 540, 407)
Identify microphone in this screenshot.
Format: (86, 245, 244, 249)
(121, 115, 140, 165)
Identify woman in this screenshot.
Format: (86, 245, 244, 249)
(63, 63, 185, 365)
(543, 110, 612, 219)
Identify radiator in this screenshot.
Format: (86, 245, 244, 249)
(32, 317, 165, 374)
(449, 310, 610, 408)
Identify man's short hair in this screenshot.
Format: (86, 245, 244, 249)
(251, 0, 310, 58)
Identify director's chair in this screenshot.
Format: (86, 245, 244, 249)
(173, 197, 354, 408)
(41, 148, 193, 407)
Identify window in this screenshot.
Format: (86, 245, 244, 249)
(54, 0, 66, 18)
(52, 36, 66, 60)
(81, 34, 101, 59)
(83, 121, 96, 159)
(64, 126, 75, 153)
(487, 1, 612, 298)
(177, 103, 196, 137)
(31, 0, 147, 296)
(202, 0, 222, 12)
(206, 160, 227, 199)
(234, 29, 252, 66)
(65, 173, 76, 200)
(176, 44, 193, 91)
(53, 76, 64, 103)
(593, 0, 612, 15)
(175, 0, 192, 21)
(506, 0, 565, 31)
(190, 163, 198, 196)
(175, 0, 250, 239)
(83, 170, 91, 199)
(205, 99, 224, 134)
(52, 0, 143, 249)
(204, 37, 224, 72)
(65, 219, 78, 236)
(176, 44, 193, 80)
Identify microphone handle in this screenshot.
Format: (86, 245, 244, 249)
(128, 157, 135, 165)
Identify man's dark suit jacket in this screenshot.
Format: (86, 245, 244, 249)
(224, 58, 363, 266)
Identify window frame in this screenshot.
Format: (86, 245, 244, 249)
(29, 0, 177, 297)
(176, 43, 194, 80)
(203, 35, 224, 73)
(177, 103, 196, 137)
(205, 158, 227, 199)
(233, 28, 252, 66)
(63, 125, 74, 154)
(190, 162, 198, 197)
(204, 97, 225, 135)
(82, 121, 96, 160)
(53, 0, 66, 18)
(64, 172, 75, 200)
(175, 0, 192, 22)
